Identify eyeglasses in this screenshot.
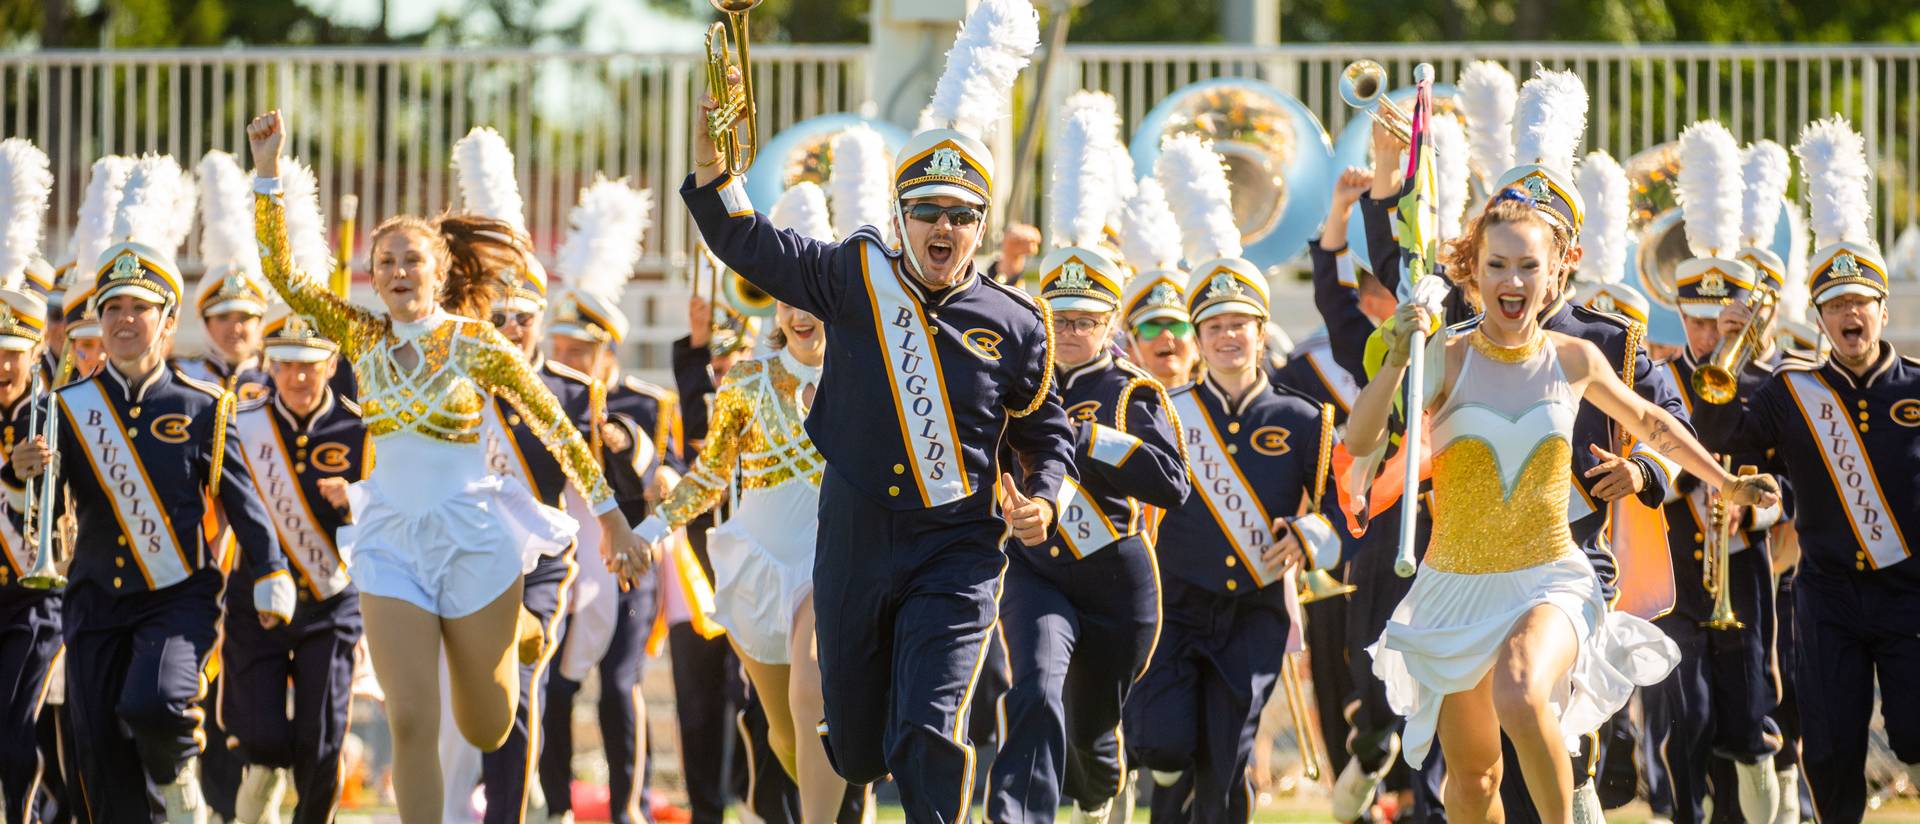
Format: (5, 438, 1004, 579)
(1052, 316, 1109, 334)
(903, 204, 984, 226)
(1133, 320, 1193, 340)
(491, 311, 536, 328)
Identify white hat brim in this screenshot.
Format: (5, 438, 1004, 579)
(1677, 303, 1726, 319)
(202, 299, 267, 318)
(1128, 307, 1191, 327)
(900, 183, 986, 206)
(492, 296, 545, 314)
(1814, 282, 1885, 304)
(264, 345, 336, 363)
(0, 337, 36, 352)
(1193, 300, 1268, 325)
(1047, 295, 1117, 314)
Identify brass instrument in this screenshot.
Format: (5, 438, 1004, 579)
(20, 374, 65, 589)
(1340, 60, 1417, 145)
(1299, 402, 1355, 604)
(722, 271, 776, 319)
(332, 193, 358, 299)
(1692, 287, 1778, 405)
(1702, 462, 1755, 631)
(704, 0, 764, 176)
(1280, 653, 1326, 782)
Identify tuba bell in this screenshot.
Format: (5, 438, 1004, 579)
(723, 270, 777, 319)
(704, 0, 764, 176)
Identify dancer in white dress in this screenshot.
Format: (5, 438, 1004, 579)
(1344, 190, 1779, 823)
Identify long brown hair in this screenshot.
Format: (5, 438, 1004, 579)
(435, 214, 529, 321)
(1441, 190, 1578, 311)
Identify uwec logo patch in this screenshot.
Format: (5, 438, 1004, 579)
(1249, 425, 1291, 456)
(151, 413, 193, 443)
(310, 442, 353, 473)
(1065, 400, 1102, 422)
(1892, 399, 1920, 428)
(238, 382, 270, 402)
(961, 328, 1003, 361)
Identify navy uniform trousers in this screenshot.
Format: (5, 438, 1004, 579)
(476, 549, 576, 824)
(1771, 568, 1815, 816)
(220, 588, 363, 824)
(1641, 548, 1780, 824)
(813, 467, 1006, 824)
(1796, 570, 1920, 822)
(0, 591, 59, 824)
(65, 567, 225, 821)
(987, 535, 1160, 823)
(1126, 577, 1289, 824)
(541, 571, 659, 824)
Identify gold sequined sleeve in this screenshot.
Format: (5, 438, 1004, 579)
(464, 323, 615, 508)
(253, 191, 379, 361)
(654, 362, 758, 529)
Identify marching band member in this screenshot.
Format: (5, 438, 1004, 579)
(1122, 132, 1327, 824)
(1115, 177, 1199, 391)
(537, 176, 666, 824)
(0, 137, 55, 824)
(1639, 122, 1786, 824)
(1692, 116, 1920, 824)
(221, 304, 367, 824)
(987, 91, 1190, 824)
(1351, 188, 1769, 824)
(177, 151, 273, 402)
(640, 181, 849, 823)
(245, 111, 645, 824)
(683, 1, 1074, 817)
(6, 154, 298, 822)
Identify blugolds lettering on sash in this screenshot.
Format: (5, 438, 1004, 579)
(1171, 391, 1282, 586)
(63, 383, 191, 588)
(235, 409, 349, 599)
(1784, 371, 1910, 567)
(859, 243, 968, 506)
(1055, 476, 1122, 558)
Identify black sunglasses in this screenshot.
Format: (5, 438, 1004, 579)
(903, 204, 984, 226)
(491, 311, 536, 328)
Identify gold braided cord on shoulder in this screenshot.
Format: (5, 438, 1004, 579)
(1119, 373, 1187, 468)
(1312, 402, 1334, 509)
(1622, 320, 1645, 385)
(210, 390, 234, 491)
(1009, 298, 1055, 418)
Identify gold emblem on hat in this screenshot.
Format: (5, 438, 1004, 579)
(1832, 252, 1861, 279)
(111, 250, 141, 281)
(556, 297, 581, 323)
(926, 147, 966, 180)
(1523, 174, 1551, 202)
(1698, 269, 1727, 297)
(1057, 260, 1093, 291)
(1206, 272, 1244, 300)
(0, 308, 16, 334)
(285, 314, 314, 339)
(1591, 293, 1616, 314)
(1147, 283, 1182, 308)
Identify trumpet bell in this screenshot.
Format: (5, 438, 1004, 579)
(21, 570, 66, 590)
(1341, 60, 1388, 108)
(1297, 567, 1356, 604)
(709, 0, 761, 11)
(723, 271, 777, 318)
(1129, 78, 1333, 269)
(1691, 363, 1740, 405)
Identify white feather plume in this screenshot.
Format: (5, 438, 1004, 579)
(769, 182, 835, 244)
(1888, 223, 1920, 282)
(1740, 140, 1790, 248)
(70, 156, 133, 274)
(1119, 176, 1183, 272)
(556, 175, 650, 303)
(111, 154, 188, 257)
(280, 159, 334, 283)
(1048, 91, 1121, 250)
(167, 168, 198, 256)
(1784, 203, 1811, 294)
(1107, 143, 1138, 234)
(1793, 116, 1872, 249)
(1575, 151, 1630, 285)
(1511, 68, 1588, 177)
(0, 139, 53, 290)
(195, 151, 259, 277)
(1430, 114, 1470, 239)
(923, 0, 1040, 140)
(829, 125, 892, 239)
(1458, 60, 1518, 181)
(453, 126, 527, 234)
(1155, 133, 1241, 264)
(1675, 121, 1743, 258)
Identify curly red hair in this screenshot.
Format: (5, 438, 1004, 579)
(1441, 189, 1579, 311)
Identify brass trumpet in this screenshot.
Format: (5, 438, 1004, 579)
(1702, 461, 1753, 631)
(1280, 652, 1326, 782)
(1340, 60, 1421, 145)
(1299, 403, 1355, 604)
(704, 0, 764, 176)
(21, 374, 65, 590)
(1693, 286, 1778, 405)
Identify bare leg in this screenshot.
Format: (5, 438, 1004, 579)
(735, 644, 798, 780)
(789, 594, 843, 824)
(1437, 671, 1505, 824)
(441, 579, 526, 751)
(362, 594, 447, 824)
(1490, 604, 1581, 824)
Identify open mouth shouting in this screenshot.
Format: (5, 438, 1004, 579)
(1836, 320, 1866, 348)
(925, 235, 955, 270)
(1496, 291, 1527, 320)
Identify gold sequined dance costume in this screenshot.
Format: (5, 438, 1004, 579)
(1368, 330, 1679, 767)
(253, 184, 614, 617)
(637, 349, 823, 664)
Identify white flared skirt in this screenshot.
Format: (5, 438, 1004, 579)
(339, 434, 578, 618)
(706, 481, 820, 665)
(1369, 553, 1680, 768)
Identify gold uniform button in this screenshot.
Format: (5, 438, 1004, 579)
(117, 535, 127, 546)
(1859, 399, 1870, 409)
(1693, 550, 1704, 561)
(1857, 550, 1867, 560)
(893, 464, 905, 475)
(1857, 561, 1868, 571)
(1227, 422, 1241, 434)
(1693, 532, 1704, 543)
(1049, 547, 1061, 558)
(295, 463, 307, 474)
(128, 406, 141, 419)
(112, 577, 123, 588)
(126, 427, 138, 437)
(888, 485, 900, 497)
(1225, 556, 1238, 568)
(295, 435, 310, 447)
(1859, 411, 1872, 421)
(1226, 444, 1239, 455)
(115, 557, 125, 568)
(929, 326, 939, 336)
(295, 449, 307, 460)
(1859, 423, 1870, 433)
(1225, 579, 1238, 591)
(507, 415, 522, 427)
